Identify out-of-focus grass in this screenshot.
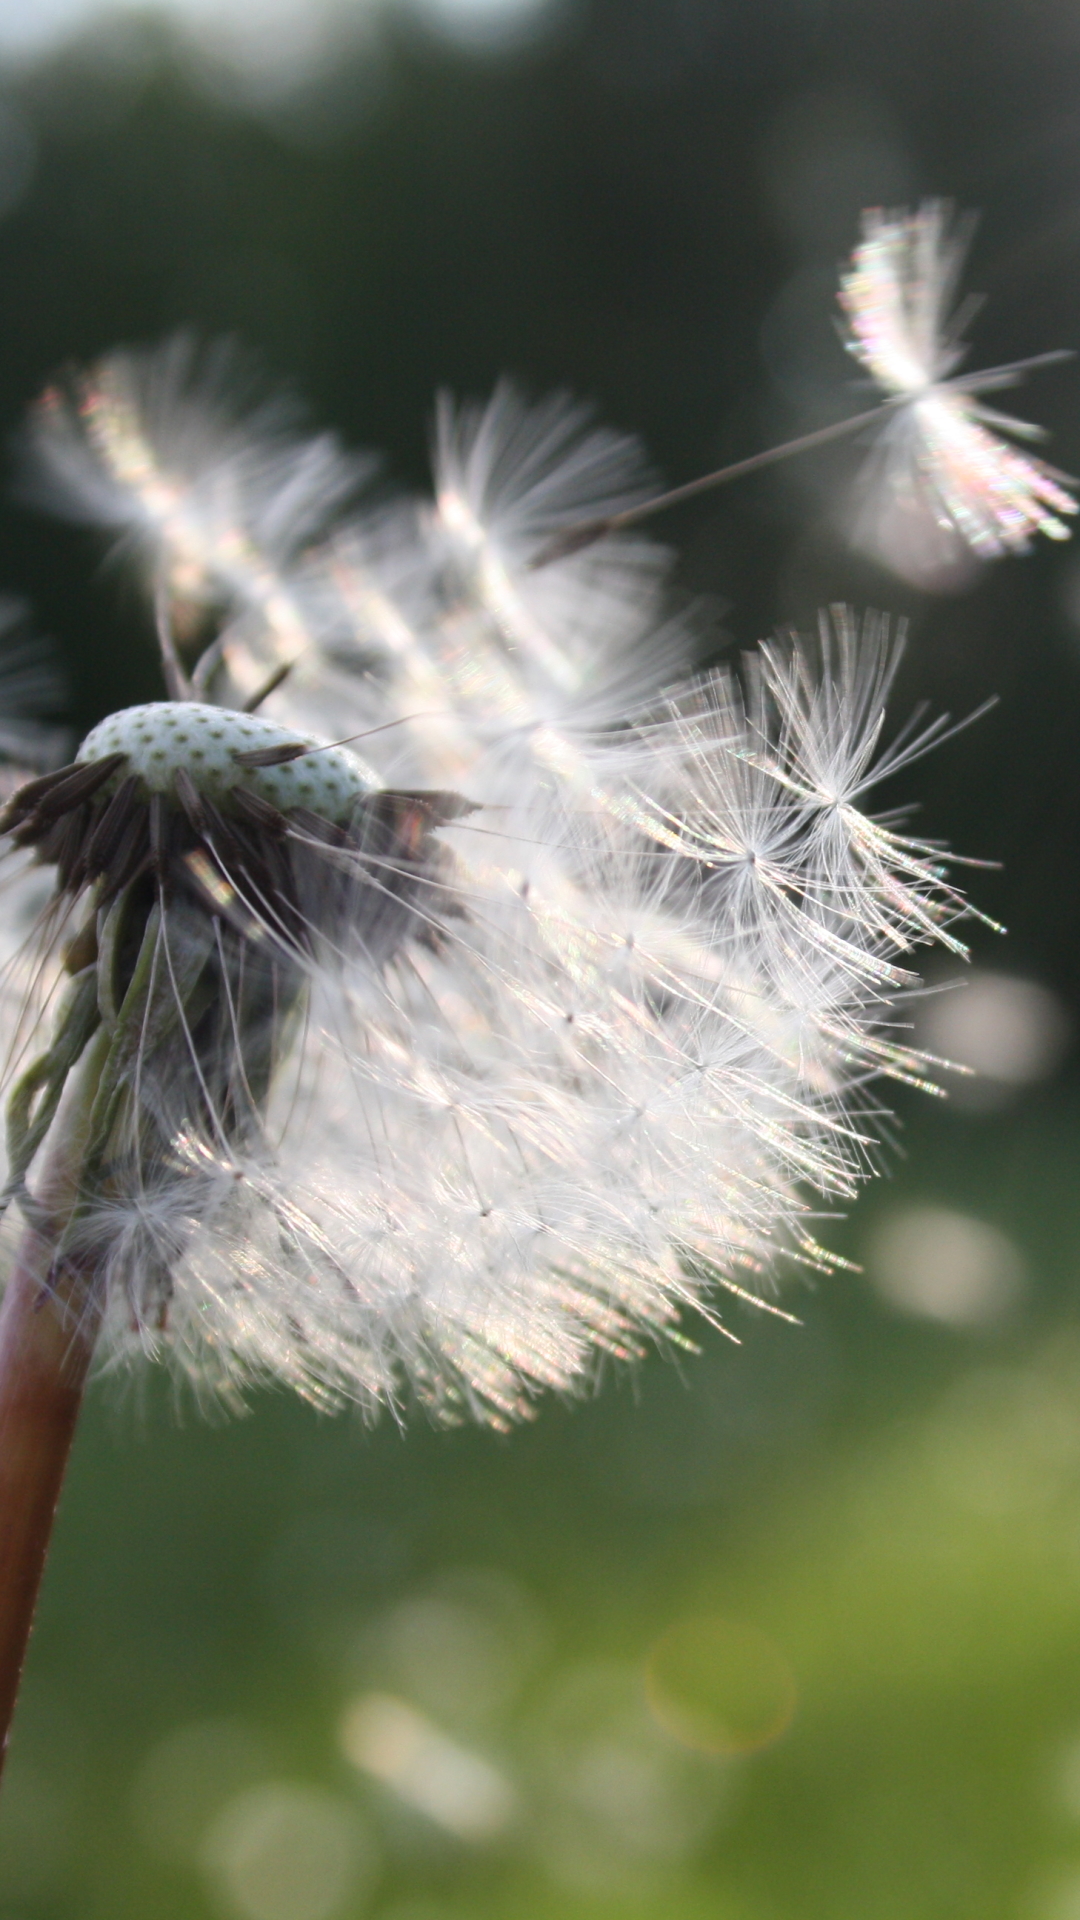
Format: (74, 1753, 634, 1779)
(4, 1094, 1080, 1920)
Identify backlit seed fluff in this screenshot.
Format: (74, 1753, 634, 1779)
(1, 240, 1008, 1422)
(838, 200, 1076, 585)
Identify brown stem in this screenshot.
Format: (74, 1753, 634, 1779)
(0, 1028, 111, 1781)
(0, 1222, 101, 1778)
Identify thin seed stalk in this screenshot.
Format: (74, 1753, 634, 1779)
(0, 1026, 112, 1777)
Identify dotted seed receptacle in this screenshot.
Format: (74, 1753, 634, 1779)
(77, 702, 377, 825)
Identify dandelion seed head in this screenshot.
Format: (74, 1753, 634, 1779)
(0, 606, 972, 1423)
(1, 308, 999, 1423)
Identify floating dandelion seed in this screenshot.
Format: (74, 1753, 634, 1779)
(529, 201, 1074, 577)
(838, 200, 1077, 582)
(0, 195, 1053, 1778)
(22, 336, 369, 599)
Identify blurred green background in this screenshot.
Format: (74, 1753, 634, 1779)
(4, 1, 1080, 1914)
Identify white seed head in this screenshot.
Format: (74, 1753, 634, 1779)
(76, 701, 376, 822)
(1, 312, 1003, 1426)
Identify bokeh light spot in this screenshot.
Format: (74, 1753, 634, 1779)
(131, 1717, 271, 1863)
(916, 970, 1072, 1109)
(340, 1693, 517, 1841)
(201, 1782, 374, 1920)
(868, 1205, 1026, 1330)
(1033, 1866, 1080, 1920)
(645, 1617, 796, 1756)
(354, 1570, 543, 1729)
(407, 0, 565, 51)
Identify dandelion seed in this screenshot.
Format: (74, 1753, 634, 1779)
(20, 335, 370, 690)
(838, 200, 1077, 582)
(528, 203, 1075, 583)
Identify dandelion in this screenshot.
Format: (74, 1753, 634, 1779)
(0, 200, 1052, 1775)
(838, 200, 1077, 582)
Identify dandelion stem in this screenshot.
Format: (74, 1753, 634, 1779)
(0, 1226, 100, 1776)
(527, 399, 898, 567)
(528, 347, 1074, 568)
(0, 1029, 112, 1780)
(154, 578, 194, 702)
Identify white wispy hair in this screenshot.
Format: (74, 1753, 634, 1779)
(838, 201, 1076, 584)
(0, 600, 68, 777)
(2, 334, 987, 1425)
(430, 381, 690, 728)
(20, 335, 371, 672)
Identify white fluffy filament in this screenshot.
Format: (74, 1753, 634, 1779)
(1, 303, 999, 1426)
